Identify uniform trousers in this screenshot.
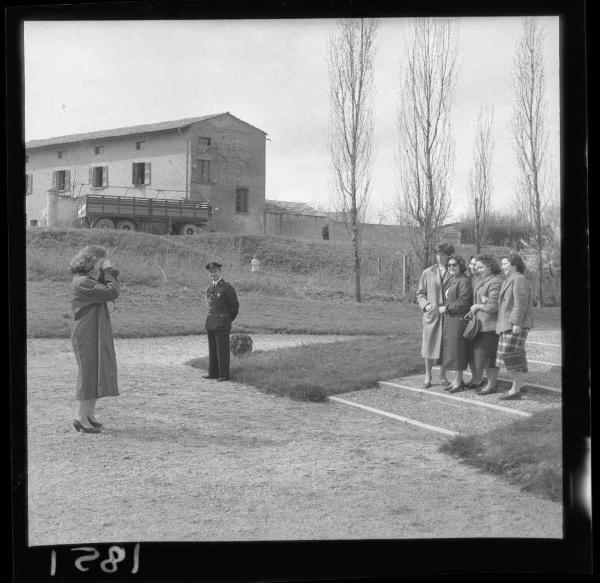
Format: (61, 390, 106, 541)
(207, 329, 231, 378)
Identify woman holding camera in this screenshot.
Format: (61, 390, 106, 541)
(70, 245, 120, 433)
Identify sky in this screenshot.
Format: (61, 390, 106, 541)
(24, 16, 560, 223)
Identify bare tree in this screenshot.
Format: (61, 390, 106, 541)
(328, 18, 378, 303)
(467, 104, 495, 253)
(511, 17, 549, 306)
(394, 18, 459, 271)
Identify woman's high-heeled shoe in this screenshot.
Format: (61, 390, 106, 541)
(438, 376, 451, 387)
(448, 382, 467, 393)
(87, 416, 103, 428)
(73, 419, 100, 434)
(477, 386, 498, 395)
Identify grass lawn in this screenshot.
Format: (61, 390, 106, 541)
(187, 334, 424, 401)
(439, 407, 562, 502)
(26, 280, 423, 338)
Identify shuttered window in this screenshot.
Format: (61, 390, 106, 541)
(235, 188, 249, 213)
(198, 159, 211, 183)
(52, 170, 70, 191)
(90, 166, 109, 188)
(26, 174, 33, 195)
(132, 162, 151, 185)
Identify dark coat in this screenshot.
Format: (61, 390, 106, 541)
(496, 272, 534, 333)
(205, 278, 239, 331)
(416, 264, 453, 359)
(441, 274, 473, 371)
(70, 267, 120, 400)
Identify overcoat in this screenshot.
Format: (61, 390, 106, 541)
(70, 267, 120, 401)
(416, 265, 453, 359)
(472, 274, 503, 332)
(496, 272, 534, 333)
(440, 274, 473, 370)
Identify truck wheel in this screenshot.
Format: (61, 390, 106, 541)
(92, 218, 115, 229)
(179, 223, 200, 235)
(116, 219, 136, 231)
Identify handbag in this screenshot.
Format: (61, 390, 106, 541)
(462, 312, 481, 341)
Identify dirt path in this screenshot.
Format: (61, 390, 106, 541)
(26, 335, 562, 545)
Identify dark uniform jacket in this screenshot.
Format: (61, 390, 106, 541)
(205, 279, 239, 331)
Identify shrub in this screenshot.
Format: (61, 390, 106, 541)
(230, 333, 253, 356)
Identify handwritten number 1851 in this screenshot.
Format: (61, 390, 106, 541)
(50, 544, 139, 575)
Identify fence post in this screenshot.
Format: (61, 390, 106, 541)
(402, 255, 407, 296)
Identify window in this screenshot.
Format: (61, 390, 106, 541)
(89, 166, 108, 188)
(235, 188, 249, 213)
(197, 159, 211, 183)
(30, 220, 38, 227)
(94, 146, 104, 155)
(26, 174, 33, 195)
(198, 137, 211, 146)
(132, 162, 151, 185)
(52, 170, 70, 191)
(135, 141, 145, 150)
(57, 151, 66, 159)
(25, 155, 29, 163)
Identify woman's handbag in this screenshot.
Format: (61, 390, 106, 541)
(462, 312, 481, 341)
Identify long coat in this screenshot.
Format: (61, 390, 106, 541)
(440, 274, 473, 371)
(496, 272, 534, 333)
(417, 265, 453, 359)
(472, 274, 503, 332)
(71, 267, 120, 401)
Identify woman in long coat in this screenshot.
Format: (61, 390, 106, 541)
(70, 245, 120, 433)
(468, 254, 503, 394)
(495, 253, 534, 400)
(438, 255, 473, 392)
(416, 242, 455, 388)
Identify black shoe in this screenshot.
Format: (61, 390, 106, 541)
(87, 416, 103, 428)
(448, 382, 467, 394)
(202, 375, 217, 379)
(499, 391, 522, 401)
(217, 377, 230, 382)
(439, 377, 451, 387)
(477, 386, 497, 395)
(423, 381, 432, 389)
(468, 380, 485, 390)
(73, 419, 100, 434)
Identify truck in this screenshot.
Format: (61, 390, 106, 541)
(77, 194, 211, 235)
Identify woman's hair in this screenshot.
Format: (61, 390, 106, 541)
(70, 245, 107, 274)
(476, 253, 502, 275)
(448, 254, 467, 274)
(502, 252, 526, 274)
(436, 242, 455, 256)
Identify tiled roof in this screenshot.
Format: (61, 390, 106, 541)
(264, 200, 326, 216)
(25, 112, 266, 149)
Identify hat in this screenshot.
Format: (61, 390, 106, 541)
(205, 261, 223, 271)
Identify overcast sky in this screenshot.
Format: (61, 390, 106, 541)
(24, 17, 560, 222)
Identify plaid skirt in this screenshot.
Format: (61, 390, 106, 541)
(495, 329, 529, 372)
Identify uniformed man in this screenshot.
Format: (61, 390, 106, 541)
(203, 261, 239, 381)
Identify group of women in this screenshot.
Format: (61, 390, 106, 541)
(417, 243, 534, 401)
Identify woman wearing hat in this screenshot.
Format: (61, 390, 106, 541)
(204, 262, 239, 381)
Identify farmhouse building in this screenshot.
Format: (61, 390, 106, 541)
(25, 112, 267, 234)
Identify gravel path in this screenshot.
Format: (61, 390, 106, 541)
(26, 334, 562, 545)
